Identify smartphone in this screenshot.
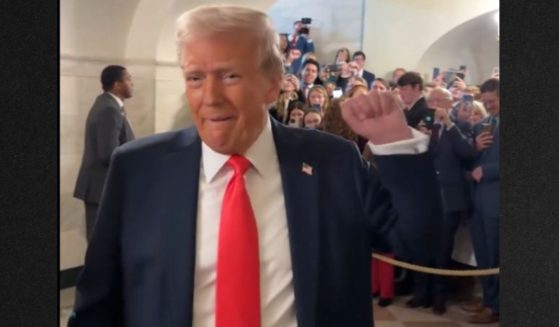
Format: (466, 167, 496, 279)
(301, 17, 312, 24)
(326, 64, 341, 73)
(481, 123, 493, 134)
(432, 67, 440, 80)
(310, 104, 322, 112)
(422, 108, 436, 129)
(462, 94, 474, 104)
(332, 88, 343, 98)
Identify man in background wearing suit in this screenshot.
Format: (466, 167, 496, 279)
(73, 65, 135, 242)
(466, 78, 500, 324)
(397, 72, 431, 129)
(352, 51, 376, 90)
(425, 88, 476, 315)
(69, 5, 442, 327)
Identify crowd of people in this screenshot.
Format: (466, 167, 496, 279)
(269, 20, 500, 325)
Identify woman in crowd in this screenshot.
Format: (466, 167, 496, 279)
(470, 101, 488, 126)
(321, 97, 362, 148)
(334, 47, 351, 64)
(335, 61, 359, 94)
(269, 74, 301, 124)
(287, 101, 307, 128)
(305, 85, 330, 116)
(371, 78, 389, 92)
(346, 76, 368, 94)
(346, 84, 368, 98)
(303, 109, 322, 129)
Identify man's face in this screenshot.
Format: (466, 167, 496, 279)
(353, 55, 365, 70)
(115, 70, 134, 99)
(180, 33, 280, 155)
(398, 84, 422, 107)
(302, 64, 318, 84)
(372, 80, 387, 92)
(481, 91, 500, 116)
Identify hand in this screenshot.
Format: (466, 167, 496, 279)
(475, 132, 493, 151)
(452, 77, 466, 90)
(341, 90, 413, 145)
(434, 107, 452, 128)
(472, 166, 483, 182)
(417, 120, 432, 136)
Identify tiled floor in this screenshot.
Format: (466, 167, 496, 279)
(60, 288, 499, 327)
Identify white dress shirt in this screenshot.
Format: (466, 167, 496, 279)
(107, 92, 124, 108)
(192, 116, 428, 326)
(107, 92, 134, 133)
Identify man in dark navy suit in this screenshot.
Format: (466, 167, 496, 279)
(69, 5, 442, 327)
(424, 88, 477, 315)
(466, 78, 500, 324)
(352, 51, 376, 90)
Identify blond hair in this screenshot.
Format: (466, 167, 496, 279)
(472, 100, 488, 118)
(176, 5, 284, 78)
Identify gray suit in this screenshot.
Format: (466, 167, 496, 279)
(73, 92, 135, 241)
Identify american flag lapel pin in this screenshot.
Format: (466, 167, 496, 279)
(301, 162, 313, 176)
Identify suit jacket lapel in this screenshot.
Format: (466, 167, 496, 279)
(271, 121, 320, 327)
(160, 128, 202, 326)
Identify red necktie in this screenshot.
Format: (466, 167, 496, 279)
(215, 155, 260, 327)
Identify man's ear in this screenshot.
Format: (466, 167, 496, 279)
(264, 74, 282, 104)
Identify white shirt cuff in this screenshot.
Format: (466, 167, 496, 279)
(368, 128, 430, 155)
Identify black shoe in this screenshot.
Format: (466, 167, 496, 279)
(432, 298, 447, 315)
(406, 297, 433, 308)
(378, 298, 393, 307)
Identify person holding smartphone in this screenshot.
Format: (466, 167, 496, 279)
(305, 85, 330, 116)
(424, 88, 477, 315)
(464, 78, 500, 324)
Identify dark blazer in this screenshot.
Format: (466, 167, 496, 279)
(73, 93, 135, 204)
(68, 119, 442, 327)
(430, 123, 476, 213)
(362, 70, 376, 90)
(404, 97, 430, 128)
(472, 116, 499, 217)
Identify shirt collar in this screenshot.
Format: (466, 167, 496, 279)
(201, 115, 277, 183)
(107, 92, 124, 108)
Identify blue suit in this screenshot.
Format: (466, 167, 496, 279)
(68, 119, 442, 327)
(471, 115, 500, 314)
(361, 70, 376, 90)
(429, 123, 476, 300)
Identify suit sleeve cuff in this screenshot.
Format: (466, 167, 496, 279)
(368, 128, 430, 155)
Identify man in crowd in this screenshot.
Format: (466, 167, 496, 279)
(73, 65, 135, 242)
(352, 51, 376, 89)
(299, 59, 321, 101)
(425, 87, 476, 315)
(69, 5, 442, 327)
(465, 78, 500, 324)
(397, 72, 431, 129)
